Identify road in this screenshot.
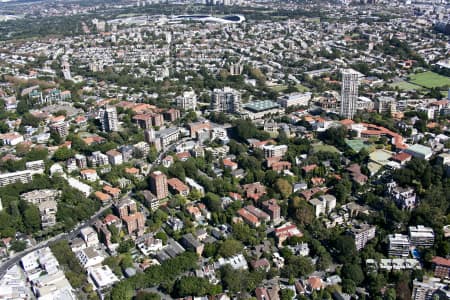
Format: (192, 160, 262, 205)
(0, 137, 191, 279)
(0, 202, 113, 278)
(156, 137, 192, 163)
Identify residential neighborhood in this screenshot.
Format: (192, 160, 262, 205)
(0, 0, 449, 299)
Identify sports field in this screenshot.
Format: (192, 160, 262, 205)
(408, 71, 450, 89)
(389, 81, 423, 91)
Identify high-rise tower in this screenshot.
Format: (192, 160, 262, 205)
(340, 69, 359, 120)
(149, 171, 168, 200)
(100, 106, 119, 132)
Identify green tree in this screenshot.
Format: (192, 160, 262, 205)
(117, 239, 135, 253)
(280, 289, 295, 300)
(341, 263, 364, 285)
(332, 235, 357, 264)
(294, 200, 314, 227)
(110, 282, 133, 300)
(155, 231, 168, 245)
(10, 240, 26, 252)
(173, 276, 222, 297)
(136, 291, 161, 300)
(342, 278, 356, 294)
(0, 121, 8, 133)
(275, 178, 293, 199)
(53, 146, 75, 161)
(218, 239, 244, 258)
(24, 205, 41, 232)
(202, 192, 222, 212)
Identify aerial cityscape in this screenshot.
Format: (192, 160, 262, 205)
(0, 0, 449, 299)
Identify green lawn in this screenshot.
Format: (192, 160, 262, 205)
(311, 143, 340, 154)
(408, 71, 450, 89)
(389, 81, 423, 91)
(270, 84, 309, 93)
(295, 84, 310, 92)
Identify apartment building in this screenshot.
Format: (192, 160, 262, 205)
(99, 105, 119, 132)
(176, 90, 197, 111)
(432, 256, 450, 279)
(150, 171, 169, 200)
(167, 177, 190, 197)
(0, 170, 34, 187)
(412, 278, 449, 300)
(88, 151, 109, 167)
(106, 149, 123, 166)
(349, 223, 376, 251)
(409, 225, 435, 248)
(263, 144, 288, 158)
(210, 87, 241, 113)
(388, 234, 410, 257)
(49, 121, 69, 138)
(277, 92, 312, 108)
(261, 199, 281, 224)
(20, 189, 61, 205)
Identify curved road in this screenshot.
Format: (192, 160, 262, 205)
(0, 203, 112, 278)
(0, 135, 194, 279)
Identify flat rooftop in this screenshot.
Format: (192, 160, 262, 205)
(243, 100, 280, 113)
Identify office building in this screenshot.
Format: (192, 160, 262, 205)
(409, 225, 435, 248)
(211, 87, 241, 113)
(150, 171, 168, 200)
(176, 90, 197, 111)
(340, 69, 359, 119)
(100, 106, 119, 132)
(388, 234, 410, 257)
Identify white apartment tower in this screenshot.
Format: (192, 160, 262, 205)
(211, 87, 241, 113)
(340, 69, 359, 119)
(176, 91, 197, 111)
(100, 106, 119, 132)
(61, 61, 72, 81)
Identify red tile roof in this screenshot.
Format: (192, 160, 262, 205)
(432, 256, 450, 267)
